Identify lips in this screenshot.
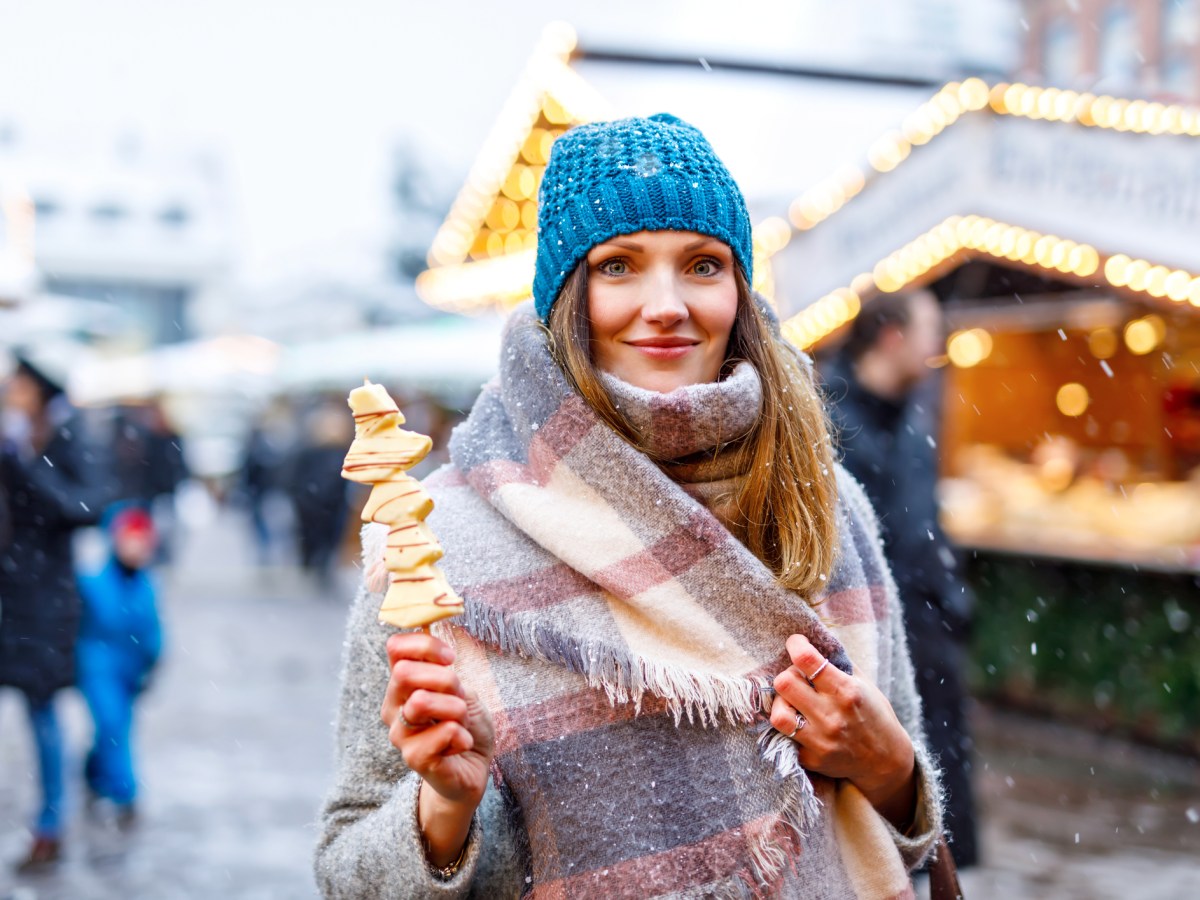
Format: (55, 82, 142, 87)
(623, 336, 700, 361)
(626, 337, 699, 348)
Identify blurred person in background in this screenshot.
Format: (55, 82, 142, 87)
(821, 289, 979, 869)
(75, 504, 163, 829)
(286, 399, 352, 590)
(110, 400, 188, 564)
(0, 351, 109, 871)
(239, 399, 298, 567)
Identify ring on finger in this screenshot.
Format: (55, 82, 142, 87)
(804, 659, 829, 689)
(787, 710, 807, 739)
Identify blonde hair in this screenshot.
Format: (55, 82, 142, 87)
(546, 263, 840, 598)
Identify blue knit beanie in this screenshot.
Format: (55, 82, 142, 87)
(533, 113, 753, 322)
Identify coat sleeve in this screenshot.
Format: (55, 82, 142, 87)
(1, 424, 109, 528)
(313, 528, 526, 899)
(836, 468, 945, 871)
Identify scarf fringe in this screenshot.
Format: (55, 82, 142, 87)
(461, 596, 771, 728)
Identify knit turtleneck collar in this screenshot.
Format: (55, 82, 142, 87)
(599, 361, 762, 462)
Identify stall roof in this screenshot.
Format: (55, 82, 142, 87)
(69, 316, 505, 407)
(276, 316, 504, 402)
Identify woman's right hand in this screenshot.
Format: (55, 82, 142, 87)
(382, 631, 495, 807)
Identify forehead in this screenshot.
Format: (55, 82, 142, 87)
(589, 230, 732, 254)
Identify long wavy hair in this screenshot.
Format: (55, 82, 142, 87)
(546, 261, 840, 598)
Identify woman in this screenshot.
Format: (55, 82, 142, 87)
(1, 354, 106, 869)
(316, 114, 944, 899)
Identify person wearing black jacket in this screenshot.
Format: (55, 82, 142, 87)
(821, 289, 979, 868)
(0, 353, 109, 870)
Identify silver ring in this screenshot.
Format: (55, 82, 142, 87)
(399, 707, 410, 728)
(787, 710, 807, 738)
(804, 659, 829, 689)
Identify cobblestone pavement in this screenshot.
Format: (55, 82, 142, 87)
(2, 508, 1199, 899)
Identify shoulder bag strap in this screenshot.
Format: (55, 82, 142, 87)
(928, 835, 964, 900)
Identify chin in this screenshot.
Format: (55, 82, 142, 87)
(622, 369, 708, 394)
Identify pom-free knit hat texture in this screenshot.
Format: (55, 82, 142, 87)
(533, 113, 753, 321)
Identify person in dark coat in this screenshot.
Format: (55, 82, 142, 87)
(0, 353, 109, 870)
(285, 401, 352, 589)
(110, 400, 187, 563)
(821, 289, 979, 868)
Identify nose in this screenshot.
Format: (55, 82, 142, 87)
(640, 268, 689, 326)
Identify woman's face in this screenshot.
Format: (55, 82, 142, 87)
(585, 230, 738, 393)
(4, 370, 43, 417)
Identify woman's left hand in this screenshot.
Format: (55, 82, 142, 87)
(770, 634, 916, 829)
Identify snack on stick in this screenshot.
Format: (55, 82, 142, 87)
(343, 380, 464, 629)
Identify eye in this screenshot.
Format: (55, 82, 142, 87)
(597, 258, 629, 276)
(691, 257, 724, 277)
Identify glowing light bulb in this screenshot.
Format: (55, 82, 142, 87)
(989, 83, 1012, 113)
(1020, 87, 1041, 118)
(1125, 259, 1150, 291)
(958, 78, 990, 111)
(1123, 318, 1159, 355)
(1073, 245, 1100, 277)
(1055, 90, 1079, 122)
(1088, 328, 1117, 359)
(1104, 254, 1132, 286)
(1038, 88, 1060, 120)
(1056, 383, 1089, 417)
(947, 329, 993, 368)
(1145, 265, 1170, 297)
(1124, 99, 1147, 132)
(1164, 270, 1192, 302)
(1075, 93, 1098, 126)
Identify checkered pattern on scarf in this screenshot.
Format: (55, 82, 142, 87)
(400, 305, 941, 897)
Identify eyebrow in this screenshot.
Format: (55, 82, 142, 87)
(596, 237, 727, 253)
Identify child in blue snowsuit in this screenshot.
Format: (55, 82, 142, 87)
(76, 505, 163, 821)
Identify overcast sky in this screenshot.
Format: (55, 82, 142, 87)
(0, 1, 1016, 284)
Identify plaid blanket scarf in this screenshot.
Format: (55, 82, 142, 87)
(406, 306, 929, 898)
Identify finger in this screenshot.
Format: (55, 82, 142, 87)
(382, 659, 464, 728)
(403, 689, 469, 728)
(772, 659, 818, 707)
(390, 658, 466, 699)
(386, 632, 456, 668)
(784, 634, 839, 689)
(769, 695, 807, 738)
(400, 721, 475, 769)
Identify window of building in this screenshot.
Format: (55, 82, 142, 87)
(33, 197, 61, 219)
(1162, 49, 1195, 95)
(1162, 0, 1198, 97)
(1164, 0, 1199, 45)
(158, 205, 191, 228)
(1044, 17, 1082, 85)
(1098, 4, 1140, 88)
(90, 202, 128, 223)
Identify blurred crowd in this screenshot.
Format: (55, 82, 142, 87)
(0, 350, 186, 870)
(0, 349, 428, 873)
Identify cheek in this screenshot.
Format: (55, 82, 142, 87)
(586, 289, 632, 344)
(706, 291, 739, 349)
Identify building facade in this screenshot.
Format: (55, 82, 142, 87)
(0, 122, 233, 349)
(1021, 0, 1200, 100)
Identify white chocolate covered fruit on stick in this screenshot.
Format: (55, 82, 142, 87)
(342, 380, 464, 630)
